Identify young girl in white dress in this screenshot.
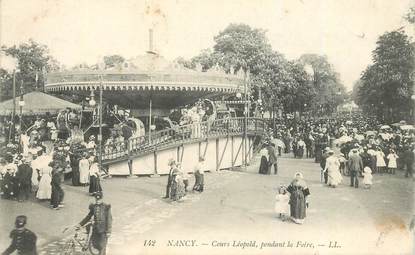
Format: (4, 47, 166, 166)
(362, 167, 373, 189)
(386, 149, 399, 174)
(274, 185, 290, 221)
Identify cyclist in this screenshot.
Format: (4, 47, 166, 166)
(77, 192, 112, 255)
(2, 215, 37, 255)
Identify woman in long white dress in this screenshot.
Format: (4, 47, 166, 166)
(324, 151, 342, 187)
(36, 163, 52, 200)
(78, 154, 90, 186)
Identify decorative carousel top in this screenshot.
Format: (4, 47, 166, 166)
(45, 52, 245, 94)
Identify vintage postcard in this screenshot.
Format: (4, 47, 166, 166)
(0, 0, 414, 254)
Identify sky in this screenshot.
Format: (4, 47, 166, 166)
(1, 0, 414, 91)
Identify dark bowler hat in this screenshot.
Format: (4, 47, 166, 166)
(15, 215, 27, 228)
(94, 192, 103, 199)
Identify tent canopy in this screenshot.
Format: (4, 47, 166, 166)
(0, 91, 81, 116)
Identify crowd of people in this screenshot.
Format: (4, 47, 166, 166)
(1, 107, 414, 254)
(263, 113, 414, 177)
(259, 113, 414, 224)
(0, 112, 107, 209)
(1, 110, 114, 254)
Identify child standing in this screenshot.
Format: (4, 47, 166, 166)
(362, 167, 373, 189)
(274, 185, 290, 221)
(386, 149, 399, 174)
(375, 147, 386, 174)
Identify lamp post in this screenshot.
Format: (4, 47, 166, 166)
(8, 70, 16, 142)
(88, 85, 102, 171)
(18, 81, 25, 133)
(243, 69, 249, 167)
(98, 77, 103, 171)
(380, 101, 384, 122)
(411, 94, 415, 124)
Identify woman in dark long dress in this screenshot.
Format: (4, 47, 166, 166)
(287, 172, 310, 224)
(170, 168, 186, 201)
(258, 147, 269, 175)
(70, 152, 80, 186)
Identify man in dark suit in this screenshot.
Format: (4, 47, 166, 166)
(50, 168, 64, 210)
(2, 215, 37, 255)
(15, 156, 32, 202)
(163, 159, 176, 198)
(403, 145, 414, 178)
(320, 147, 330, 183)
(348, 149, 363, 188)
(266, 143, 278, 175)
(360, 147, 372, 169)
(78, 192, 112, 255)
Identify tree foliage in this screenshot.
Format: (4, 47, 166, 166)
(405, 6, 415, 25)
(103, 54, 125, 69)
(356, 30, 414, 122)
(176, 23, 346, 116)
(212, 23, 272, 75)
(191, 49, 217, 72)
(1, 39, 59, 99)
(299, 54, 345, 113)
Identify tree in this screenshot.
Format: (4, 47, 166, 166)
(103, 55, 125, 69)
(250, 51, 288, 115)
(356, 29, 414, 122)
(174, 50, 218, 71)
(0, 68, 13, 101)
(1, 39, 59, 96)
(174, 57, 195, 70)
(283, 61, 316, 113)
(191, 49, 217, 71)
(299, 54, 345, 114)
(212, 23, 272, 75)
(187, 23, 344, 117)
(405, 6, 415, 24)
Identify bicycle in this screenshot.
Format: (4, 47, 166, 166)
(61, 222, 101, 255)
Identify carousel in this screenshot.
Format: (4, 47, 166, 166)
(45, 52, 244, 117)
(45, 49, 245, 139)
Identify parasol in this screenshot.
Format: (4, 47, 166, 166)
(380, 125, 391, 130)
(355, 134, 365, 141)
(400, 125, 415, 131)
(335, 135, 353, 145)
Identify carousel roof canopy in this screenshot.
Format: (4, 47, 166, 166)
(0, 91, 81, 116)
(45, 52, 244, 109)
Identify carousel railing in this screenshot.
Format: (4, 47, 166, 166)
(76, 117, 269, 164)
